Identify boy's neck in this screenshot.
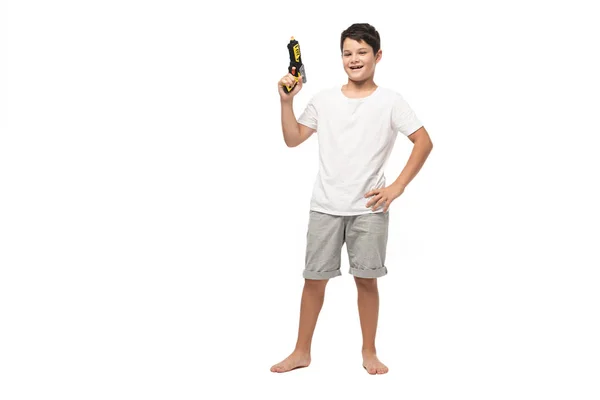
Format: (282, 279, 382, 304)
(342, 79, 378, 98)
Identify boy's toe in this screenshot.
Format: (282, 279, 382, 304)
(363, 365, 377, 375)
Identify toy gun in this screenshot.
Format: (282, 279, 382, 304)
(283, 36, 306, 93)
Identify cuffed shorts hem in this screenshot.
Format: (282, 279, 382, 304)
(349, 265, 388, 278)
(303, 270, 342, 280)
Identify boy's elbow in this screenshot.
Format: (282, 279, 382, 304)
(418, 136, 434, 152)
(284, 137, 299, 147)
(283, 131, 302, 147)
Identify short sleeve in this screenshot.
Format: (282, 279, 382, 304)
(297, 96, 318, 130)
(392, 93, 423, 137)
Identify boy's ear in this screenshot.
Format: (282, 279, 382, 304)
(375, 49, 382, 63)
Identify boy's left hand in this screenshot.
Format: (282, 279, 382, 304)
(365, 183, 406, 212)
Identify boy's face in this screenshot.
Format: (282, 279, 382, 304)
(341, 38, 381, 83)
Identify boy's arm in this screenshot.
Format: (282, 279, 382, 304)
(365, 126, 433, 212)
(280, 99, 316, 147)
(391, 126, 433, 189)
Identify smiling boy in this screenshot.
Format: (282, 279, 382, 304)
(271, 23, 433, 375)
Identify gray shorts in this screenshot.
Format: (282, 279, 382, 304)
(303, 210, 389, 280)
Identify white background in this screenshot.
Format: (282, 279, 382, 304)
(1, 0, 599, 399)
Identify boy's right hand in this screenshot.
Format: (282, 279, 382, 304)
(278, 69, 303, 100)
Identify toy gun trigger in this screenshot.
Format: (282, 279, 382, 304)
(292, 66, 301, 84)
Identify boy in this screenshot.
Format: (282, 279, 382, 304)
(271, 23, 433, 375)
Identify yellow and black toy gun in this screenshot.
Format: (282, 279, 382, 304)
(283, 36, 306, 94)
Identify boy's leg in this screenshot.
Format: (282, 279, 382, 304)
(346, 211, 390, 374)
(354, 276, 388, 374)
(271, 211, 344, 373)
(270, 278, 328, 373)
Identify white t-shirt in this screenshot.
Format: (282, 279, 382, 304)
(297, 85, 423, 216)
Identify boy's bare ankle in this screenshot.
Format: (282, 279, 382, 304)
(293, 347, 311, 356)
(362, 347, 377, 354)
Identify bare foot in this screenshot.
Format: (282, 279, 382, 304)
(362, 349, 389, 375)
(270, 351, 311, 373)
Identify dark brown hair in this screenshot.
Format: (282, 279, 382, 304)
(340, 23, 381, 54)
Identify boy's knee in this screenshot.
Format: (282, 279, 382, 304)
(304, 278, 329, 290)
(354, 276, 378, 291)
